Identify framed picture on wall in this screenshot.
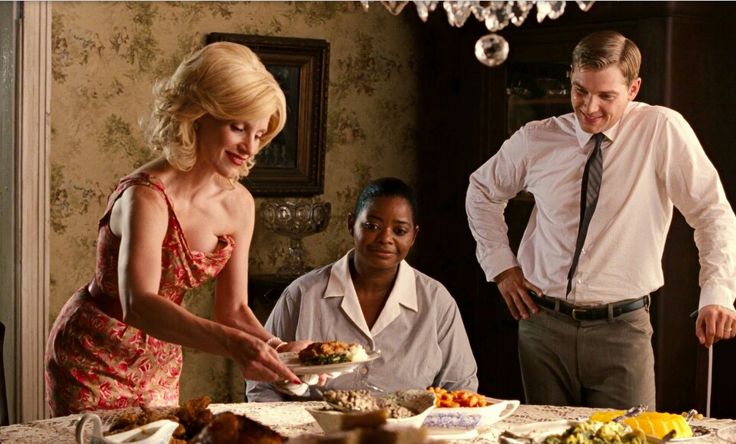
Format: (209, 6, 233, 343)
(206, 33, 329, 196)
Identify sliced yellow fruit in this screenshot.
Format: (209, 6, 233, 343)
(589, 410, 693, 439)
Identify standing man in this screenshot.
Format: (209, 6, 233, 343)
(466, 30, 736, 409)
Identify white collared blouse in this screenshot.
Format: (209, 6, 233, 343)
(246, 251, 478, 401)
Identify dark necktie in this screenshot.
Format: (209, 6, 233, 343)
(566, 133, 604, 296)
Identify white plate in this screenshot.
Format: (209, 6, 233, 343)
(499, 420, 580, 444)
(424, 397, 520, 430)
(499, 420, 710, 444)
(279, 350, 381, 374)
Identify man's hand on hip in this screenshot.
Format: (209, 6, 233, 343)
(695, 304, 736, 347)
(495, 266, 543, 321)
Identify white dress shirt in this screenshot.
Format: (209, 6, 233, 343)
(246, 251, 478, 401)
(466, 101, 736, 309)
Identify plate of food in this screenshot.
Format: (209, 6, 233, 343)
(422, 387, 520, 431)
(280, 340, 380, 374)
(499, 411, 711, 444)
(100, 396, 285, 443)
(76, 413, 180, 444)
(499, 419, 581, 443)
(589, 410, 710, 442)
(306, 389, 436, 433)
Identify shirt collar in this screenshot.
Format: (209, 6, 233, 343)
(573, 101, 635, 149)
(325, 251, 417, 309)
(324, 250, 419, 337)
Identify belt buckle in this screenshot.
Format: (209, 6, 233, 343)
(571, 308, 586, 321)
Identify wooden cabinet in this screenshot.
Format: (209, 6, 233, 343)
(412, 2, 736, 416)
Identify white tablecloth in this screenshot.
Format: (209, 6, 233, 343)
(1, 402, 733, 443)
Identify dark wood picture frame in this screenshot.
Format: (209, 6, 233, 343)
(206, 33, 329, 196)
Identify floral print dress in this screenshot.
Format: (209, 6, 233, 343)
(45, 173, 234, 416)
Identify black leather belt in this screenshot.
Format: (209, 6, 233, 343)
(529, 292, 650, 321)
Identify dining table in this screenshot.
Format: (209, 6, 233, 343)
(0, 401, 734, 443)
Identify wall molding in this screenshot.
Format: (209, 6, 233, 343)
(17, 0, 51, 421)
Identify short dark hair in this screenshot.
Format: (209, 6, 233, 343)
(354, 177, 418, 224)
(572, 30, 641, 85)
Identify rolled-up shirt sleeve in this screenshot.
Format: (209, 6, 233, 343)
(432, 287, 479, 391)
(466, 128, 529, 282)
(657, 110, 736, 310)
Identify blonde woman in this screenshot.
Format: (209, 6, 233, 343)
(45, 42, 303, 416)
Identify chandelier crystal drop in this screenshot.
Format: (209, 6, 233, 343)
(363, 0, 595, 66)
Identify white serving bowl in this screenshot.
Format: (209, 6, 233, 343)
(76, 413, 179, 444)
(307, 390, 436, 433)
(423, 397, 520, 431)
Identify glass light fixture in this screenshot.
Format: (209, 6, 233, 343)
(361, 1, 596, 67)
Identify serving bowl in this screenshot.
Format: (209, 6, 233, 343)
(307, 390, 436, 433)
(423, 397, 520, 431)
(75, 413, 179, 444)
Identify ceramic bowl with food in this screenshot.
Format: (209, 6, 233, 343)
(76, 413, 179, 444)
(423, 394, 520, 431)
(307, 389, 436, 433)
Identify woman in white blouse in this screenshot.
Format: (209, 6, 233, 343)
(247, 177, 478, 401)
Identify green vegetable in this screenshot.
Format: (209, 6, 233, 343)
(542, 420, 648, 444)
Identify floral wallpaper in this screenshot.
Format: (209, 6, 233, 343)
(50, 1, 419, 403)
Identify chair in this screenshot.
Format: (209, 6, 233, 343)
(0, 321, 8, 426)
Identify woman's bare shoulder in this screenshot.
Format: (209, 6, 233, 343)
(225, 181, 254, 207)
(218, 181, 255, 227)
(117, 181, 168, 214)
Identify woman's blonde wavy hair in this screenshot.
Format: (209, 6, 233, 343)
(147, 42, 286, 179)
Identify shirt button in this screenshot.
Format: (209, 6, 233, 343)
(577, 279, 582, 284)
(360, 368, 368, 375)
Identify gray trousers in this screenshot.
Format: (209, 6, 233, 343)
(518, 305, 656, 409)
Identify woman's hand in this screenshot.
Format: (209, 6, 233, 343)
(495, 266, 542, 321)
(277, 339, 312, 353)
(230, 333, 301, 384)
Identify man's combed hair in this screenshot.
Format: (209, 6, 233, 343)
(146, 42, 287, 179)
(572, 30, 641, 85)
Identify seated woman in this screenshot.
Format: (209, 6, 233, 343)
(247, 177, 478, 401)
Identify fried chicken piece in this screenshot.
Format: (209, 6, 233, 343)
(298, 341, 364, 365)
(107, 405, 178, 434)
(172, 396, 214, 440)
(189, 412, 284, 444)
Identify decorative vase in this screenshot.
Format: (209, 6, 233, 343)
(260, 200, 331, 277)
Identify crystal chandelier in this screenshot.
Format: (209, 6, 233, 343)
(361, 1, 596, 67)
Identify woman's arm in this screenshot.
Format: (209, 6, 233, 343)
(114, 185, 298, 383)
(212, 185, 311, 354)
(212, 185, 275, 341)
(433, 287, 479, 392)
